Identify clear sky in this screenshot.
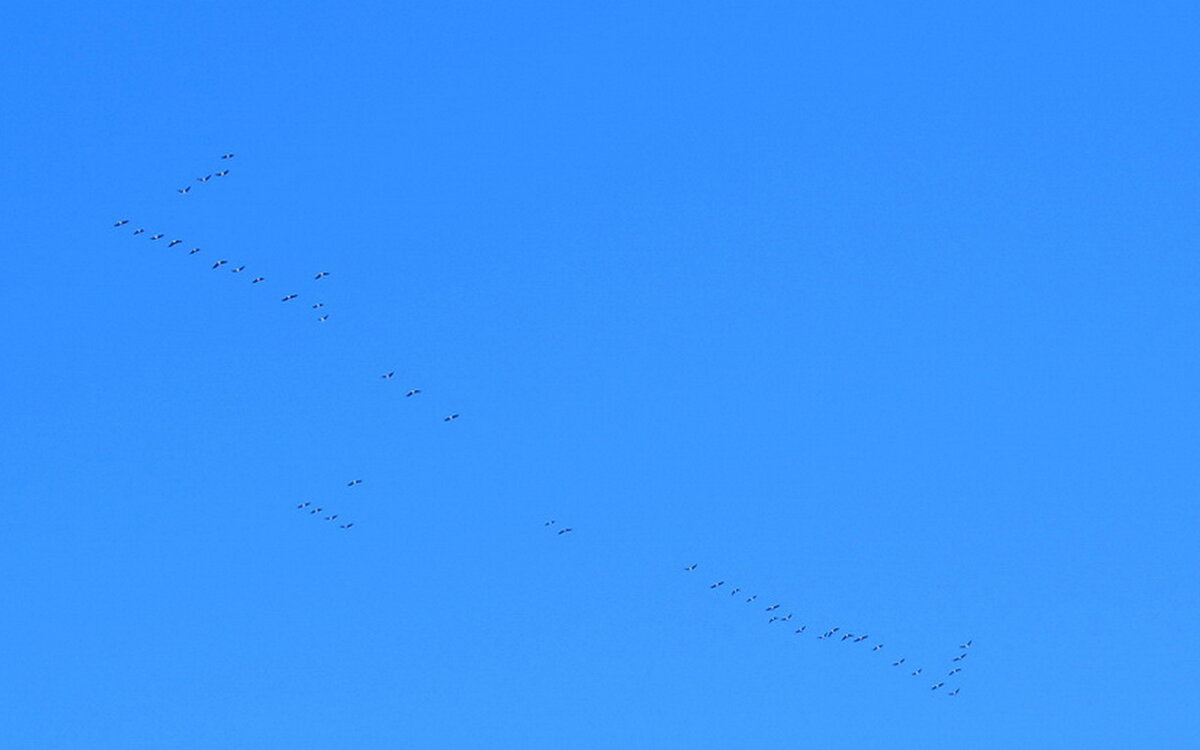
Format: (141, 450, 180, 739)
(2, 2, 1198, 748)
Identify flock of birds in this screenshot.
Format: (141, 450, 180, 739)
(114, 152, 975, 697)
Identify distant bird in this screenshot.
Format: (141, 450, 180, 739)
(745, 595, 757, 603)
(381, 372, 394, 379)
(781, 614, 793, 621)
(948, 688, 960, 697)
(710, 581, 725, 589)
(221, 153, 234, 159)
(557, 528, 573, 535)
(841, 633, 854, 641)
(297, 502, 310, 509)
(314, 271, 330, 280)
(215, 169, 230, 176)
(767, 616, 778, 623)
(312, 303, 324, 309)
(252, 277, 265, 284)
(231, 265, 246, 273)
(177, 186, 191, 194)
(405, 389, 421, 397)
(197, 175, 212, 183)
(853, 635, 869, 643)
(953, 653, 967, 662)
(730, 588, 741, 596)
(911, 668, 923, 676)
(281, 294, 298, 302)
(545, 520, 556, 526)
(132, 228, 145, 235)
(444, 413, 460, 422)
(960, 640, 973, 649)
(212, 260, 227, 269)
(683, 564, 696, 571)
(167, 239, 182, 247)
(892, 659, 906, 666)
(931, 682, 944, 691)
(872, 644, 883, 651)
(325, 515, 338, 521)
(829, 627, 840, 634)
(347, 479, 363, 487)
(948, 668, 961, 676)
(150, 234, 164, 240)
(318, 315, 329, 322)
(189, 247, 201, 255)
(765, 604, 780, 612)
(310, 508, 323, 514)
(113, 219, 129, 227)
(340, 523, 354, 529)
(794, 626, 806, 634)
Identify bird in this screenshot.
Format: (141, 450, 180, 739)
(347, 479, 363, 487)
(405, 389, 421, 397)
(150, 234, 164, 240)
(948, 668, 962, 676)
(710, 581, 725, 589)
(381, 372, 394, 379)
(872, 644, 883, 651)
(215, 169, 230, 176)
(221, 153, 234, 159)
(318, 315, 329, 322)
(953, 653, 967, 662)
(730, 588, 741, 596)
(960, 640, 973, 650)
(177, 186, 191, 194)
(212, 260, 227, 269)
(252, 277, 265, 284)
(853, 635, 869, 643)
(765, 604, 780, 612)
(167, 239, 182, 247)
(781, 614, 793, 621)
(829, 627, 840, 634)
(683, 564, 697, 571)
(911, 668, 923, 676)
(557, 528, 573, 535)
(794, 626, 806, 634)
(132, 228, 145, 235)
(310, 508, 323, 514)
(113, 219, 129, 227)
(545, 521, 557, 527)
(841, 633, 854, 641)
(314, 271, 330, 280)
(444, 414, 460, 422)
(325, 515, 338, 521)
(768, 616, 778, 623)
(312, 303, 324, 309)
(931, 682, 945, 691)
(281, 294, 298, 302)
(892, 659, 906, 666)
(745, 595, 757, 603)
(339, 523, 354, 529)
(297, 502, 310, 509)
(231, 265, 246, 273)
(948, 688, 960, 697)
(189, 247, 201, 255)
(197, 175, 212, 183)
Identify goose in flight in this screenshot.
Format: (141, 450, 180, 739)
(150, 234, 164, 240)
(309, 507, 323, 514)
(231, 266, 246, 273)
(133, 228, 145, 235)
(444, 413, 460, 422)
(252, 277, 265, 284)
(325, 515, 338, 521)
(113, 219, 129, 227)
(709, 581, 725, 589)
(167, 239, 182, 247)
(767, 616, 778, 623)
(189, 247, 201, 254)
(405, 389, 421, 397)
(197, 175, 212, 183)
(381, 372, 394, 379)
(931, 682, 945, 691)
(312, 303, 324, 309)
(683, 563, 697, 571)
(872, 644, 883, 651)
(745, 595, 757, 603)
(281, 294, 298, 302)
(297, 502, 310, 509)
(948, 688, 960, 697)
(221, 153, 234, 159)
(212, 260, 227, 269)
(557, 527, 573, 535)
(960, 640, 972, 649)
(794, 625, 806, 634)
(318, 315, 329, 322)
(853, 635, 869, 643)
(177, 186, 191, 194)
(948, 668, 962, 676)
(347, 479, 363, 487)
(892, 658, 905, 666)
(545, 520, 556, 526)
(911, 668, 923, 676)
(953, 653, 967, 662)
(314, 271, 330, 280)
(781, 614, 793, 622)
(340, 523, 354, 529)
(765, 604, 780, 612)
(841, 633, 854, 641)
(215, 169, 230, 177)
(730, 588, 740, 596)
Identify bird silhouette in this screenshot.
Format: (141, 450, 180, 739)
(221, 153, 234, 159)
(197, 175, 212, 183)
(231, 266, 246, 273)
(212, 260, 227, 269)
(113, 219, 129, 227)
(911, 668, 923, 676)
(948, 668, 962, 676)
(177, 186, 191, 194)
(684, 564, 697, 571)
(405, 389, 421, 397)
(710, 581, 725, 589)
(150, 234, 164, 240)
(314, 271, 330, 280)
(557, 528, 573, 535)
(545, 521, 556, 526)
(948, 688, 960, 697)
(444, 414, 460, 422)
(318, 315, 329, 322)
(872, 644, 883, 651)
(281, 294, 298, 302)
(132, 228, 145, 235)
(167, 239, 182, 247)
(381, 372, 394, 379)
(312, 303, 324, 309)
(892, 659, 905, 666)
(340, 523, 354, 529)
(931, 682, 944, 691)
(189, 247, 201, 255)
(960, 640, 973, 650)
(215, 169, 230, 176)
(252, 277, 265, 284)
(347, 479, 363, 487)
(794, 626, 806, 634)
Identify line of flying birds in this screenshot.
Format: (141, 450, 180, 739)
(685, 564, 974, 697)
(113, 152, 467, 532)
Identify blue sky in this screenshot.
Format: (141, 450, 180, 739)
(2, 2, 1199, 747)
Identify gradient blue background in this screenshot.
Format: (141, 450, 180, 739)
(2, 2, 1198, 747)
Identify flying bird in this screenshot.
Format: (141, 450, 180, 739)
(745, 595, 757, 603)
(767, 616, 778, 623)
(381, 372, 394, 379)
(545, 521, 556, 526)
(310, 508, 323, 514)
(177, 186, 190, 194)
(444, 414, 460, 422)
(948, 668, 962, 676)
(212, 260, 227, 269)
(215, 170, 230, 176)
(281, 294, 298, 302)
(347, 479, 363, 487)
(931, 682, 945, 691)
(297, 502, 310, 509)
(252, 277, 265, 284)
(794, 626, 806, 634)
(318, 315, 329, 322)
(133, 228, 145, 235)
(683, 564, 697, 571)
(710, 581, 725, 589)
(312, 303, 324, 309)
(167, 239, 182, 247)
(892, 659, 906, 666)
(405, 389, 421, 397)
(781, 614, 793, 622)
(314, 271, 330, 280)
(853, 635, 869, 643)
(197, 175, 212, 183)
(231, 265, 246, 273)
(730, 588, 741, 596)
(872, 644, 883, 651)
(340, 523, 354, 529)
(150, 234, 164, 240)
(557, 528, 573, 535)
(325, 515, 338, 521)
(221, 153, 234, 159)
(912, 668, 923, 676)
(841, 633, 854, 641)
(189, 247, 201, 254)
(948, 688, 960, 697)
(113, 219, 129, 227)
(960, 640, 973, 649)
(953, 654, 967, 662)
(765, 604, 780, 612)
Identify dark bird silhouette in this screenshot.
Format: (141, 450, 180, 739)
(853, 635, 869, 643)
(215, 169, 230, 176)
(405, 389, 421, 397)
(221, 153, 234, 159)
(381, 372, 394, 379)
(794, 626, 806, 634)
(948, 668, 962, 676)
(892, 659, 906, 666)
(745, 595, 757, 603)
(841, 633, 854, 641)
(310, 508, 323, 514)
(113, 219, 129, 227)
(710, 581, 725, 589)
(340, 523, 354, 529)
(252, 277, 265, 284)
(931, 682, 945, 691)
(444, 414, 460, 422)
(197, 175, 212, 183)
(683, 564, 697, 571)
(177, 186, 191, 194)
(949, 688, 960, 697)
(318, 315, 329, 322)
(325, 515, 338, 521)
(281, 294, 298, 302)
(167, 239, 182, 247)
(872, 644, 883, 651)
(231, 265, 246, 273)
(953, 653, 967, 662)
(960, 640, 973, 650)
(912, 668, 923, 676)
(730, 588, 741, 596)
(545, 521, 556, 526)
(212, 260, 227, 269)
(347, 479, 363, 487)
(189, 247, 201, 254)
(314, 271, 330, 280)
(312, 303, 324, 309)
(557, 528, 573, 535)
(150, 234, 164, 240)
(768, 616, 778, 623)
(765, 604, 780, 612)
(133, 228, 145, 235)
(297, 502, 310, 509)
